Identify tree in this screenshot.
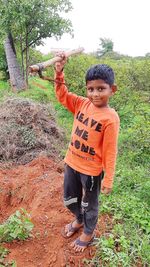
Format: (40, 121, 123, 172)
(0, 0, 73, 88)
(0, 41, 8, 79)
(0, 0, 27, 91)
(145, 52, 150, 57)
(4, 33, 26, 91)
(97, 38, 114, 57)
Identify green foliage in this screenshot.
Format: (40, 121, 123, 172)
(0, 246, 9, 259)
(0, 81, 9, 90)
(0, 81, 13, 101)
(0, 209, 32, 266)
(97, 198, 150, 266)
(0, 0, 73, 47)
(0, 246, 16, 266)
(92, 234, 131, 267)
(16, 48, 44, 70)
(65, 54, 98, 95)
(97, 37, 114, 57)
(46, 52, 150, 98)
(0, 209, 34, 243)
(0, 42, 7, 78)
(127, 59, 150, 92)
(0, 0, 73, 87)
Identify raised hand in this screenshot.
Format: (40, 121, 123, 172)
(54, 52, 67, 73)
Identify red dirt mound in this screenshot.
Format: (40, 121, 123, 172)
(0, 156, 110, 267)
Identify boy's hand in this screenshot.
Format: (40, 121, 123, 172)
(54, 52, 67, 73)
(101, 185, 112, 195)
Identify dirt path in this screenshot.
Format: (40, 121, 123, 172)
(0, 156, 110, 267)
(31, 81, 49, 90)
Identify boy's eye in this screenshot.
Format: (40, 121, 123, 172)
(88, 88, 93, 92)
(87, 87, 106, 92)
(98, 88, 104, 92)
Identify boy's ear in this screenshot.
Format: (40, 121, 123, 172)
(111, 85, 117, 94)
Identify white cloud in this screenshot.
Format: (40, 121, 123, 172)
(37, 0, 150, 56)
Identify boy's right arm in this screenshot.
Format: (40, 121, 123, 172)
(54, 70, 80, 114)
(54, 53, 84, 113)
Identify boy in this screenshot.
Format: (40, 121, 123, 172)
(54, 54, 120, 252)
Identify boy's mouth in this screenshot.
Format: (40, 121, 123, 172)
(92, 99, 102, 103)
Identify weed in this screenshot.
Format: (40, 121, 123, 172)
(0, 209, 34, 243)
(0, 209, 33, 266)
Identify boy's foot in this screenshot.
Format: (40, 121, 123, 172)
(61, 220, 83, 238)
(70, 232, 95, 252)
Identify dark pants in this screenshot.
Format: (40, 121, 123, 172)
(63, 164, 104, 235)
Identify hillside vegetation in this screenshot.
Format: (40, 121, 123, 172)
(0, 54, 149, 266)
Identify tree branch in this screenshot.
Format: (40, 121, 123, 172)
(22, 34, 50, 53)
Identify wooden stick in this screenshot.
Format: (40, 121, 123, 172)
(29, 47, 84, 73)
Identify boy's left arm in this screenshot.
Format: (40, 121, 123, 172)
(101, 120, 120, 195)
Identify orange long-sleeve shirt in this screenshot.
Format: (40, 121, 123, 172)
(54, 71, 120, 189)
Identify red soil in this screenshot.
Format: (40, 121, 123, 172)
(0, 156, 110, 267)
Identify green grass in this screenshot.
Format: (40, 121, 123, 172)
(0, 81, 13, 101)
(0, 246, 17, 267)
(0, 209, 33, 267)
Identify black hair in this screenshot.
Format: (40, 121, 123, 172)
(85, 64, 115, 86)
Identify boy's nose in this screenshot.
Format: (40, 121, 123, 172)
(93, 89, 99, 96)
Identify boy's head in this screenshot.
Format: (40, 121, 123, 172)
(85, 64, 117, 108)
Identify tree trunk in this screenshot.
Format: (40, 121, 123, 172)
(25, 27, 29, 86)
(25, 44, 29, 87)
(4, 32, 26, 92)
(20, 34, 25, 79)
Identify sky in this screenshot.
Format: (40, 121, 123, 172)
(37, 0, 150, 57)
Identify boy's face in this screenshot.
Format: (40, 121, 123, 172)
(86, 79, 117, 108)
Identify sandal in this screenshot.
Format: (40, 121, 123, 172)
(61, 221, 83, 239)
(71, 234, 96, 252)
